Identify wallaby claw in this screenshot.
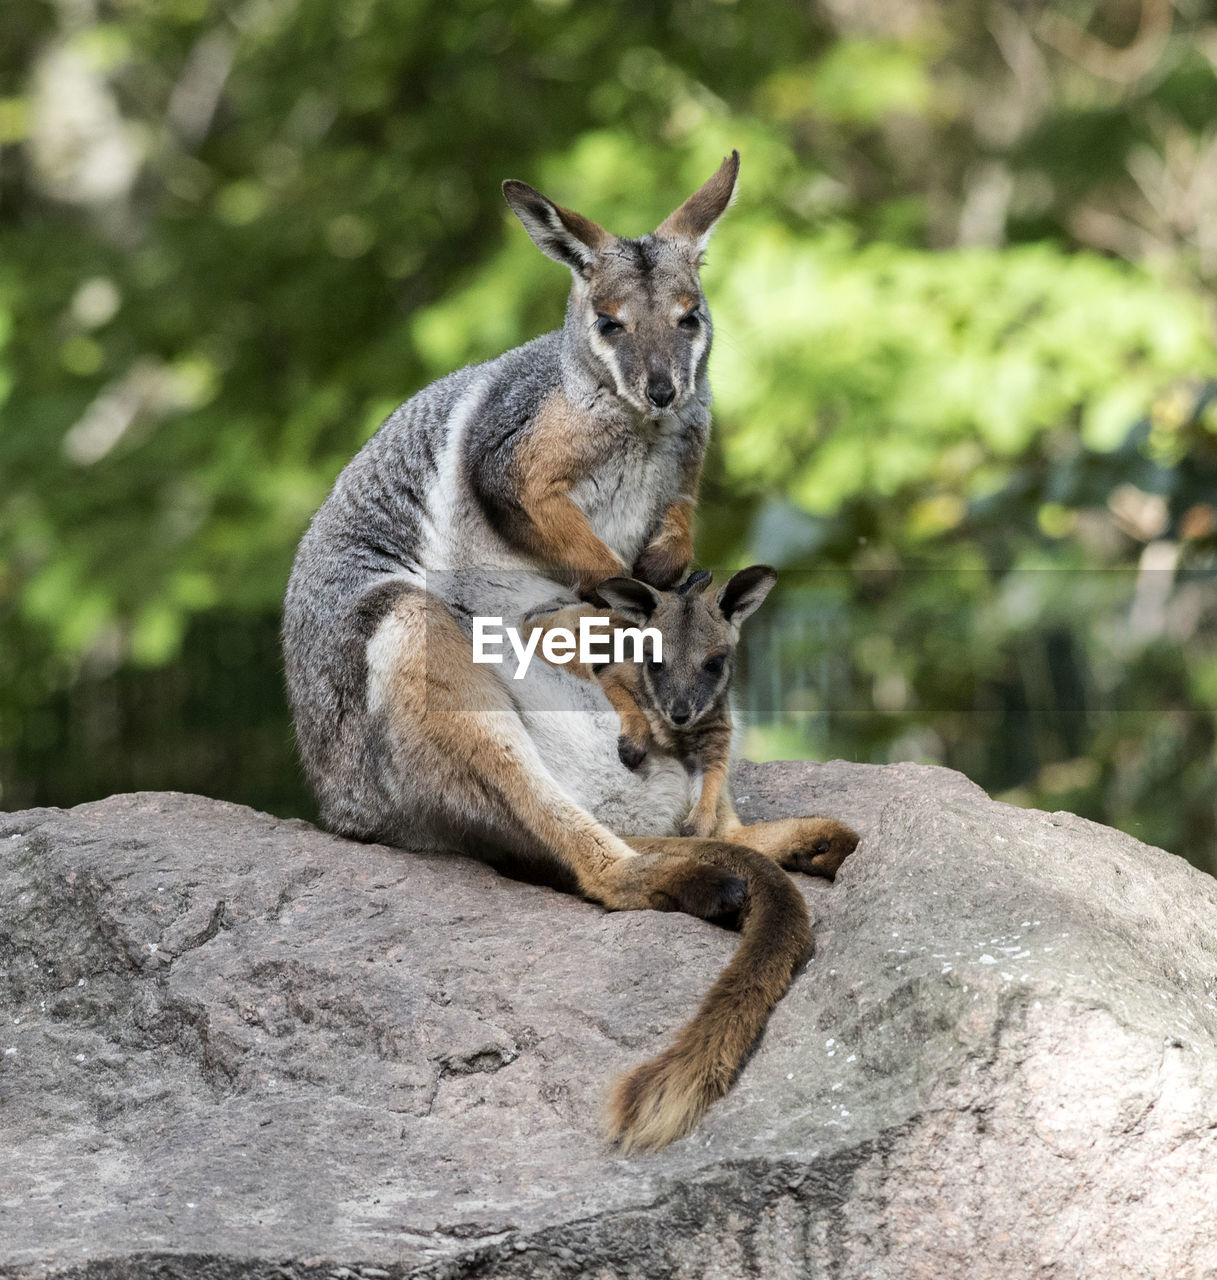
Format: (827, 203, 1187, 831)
(617, 734, 648, 769)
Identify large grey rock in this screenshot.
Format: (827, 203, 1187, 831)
(2, 761, 1216, 1279)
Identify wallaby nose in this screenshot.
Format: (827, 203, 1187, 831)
(647, 376, 675, 409)
(670, 701, 691, 725)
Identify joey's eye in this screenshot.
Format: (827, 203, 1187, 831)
(646, 653, 662, 672)
(596, 314, 624, 337)
(678, 311, 701, 330)
(703, 654, 725, 676)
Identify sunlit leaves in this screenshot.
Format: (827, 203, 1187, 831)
(4, 0, 1217, 861)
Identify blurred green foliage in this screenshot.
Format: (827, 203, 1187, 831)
(3, 0, 1217, 871)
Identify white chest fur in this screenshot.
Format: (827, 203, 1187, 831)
(569, 418, 688, 564)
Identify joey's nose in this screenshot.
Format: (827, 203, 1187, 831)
(670, 702, 691, 725)
(647, 377, 675, 409)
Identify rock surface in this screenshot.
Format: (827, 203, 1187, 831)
(2, 761, 1217, 1279)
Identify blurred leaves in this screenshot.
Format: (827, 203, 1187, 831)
(3, 0, 1217, 868)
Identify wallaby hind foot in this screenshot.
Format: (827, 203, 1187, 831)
(725, 816, 860, 880)
(596, 846, 746, 921)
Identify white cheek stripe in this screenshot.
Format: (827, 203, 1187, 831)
(588, 327, 631, 400)
(686, 329, 708, 391)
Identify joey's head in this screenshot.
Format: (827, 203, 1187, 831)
(502, 151, 739, 420)
(596, 564, 777, 731)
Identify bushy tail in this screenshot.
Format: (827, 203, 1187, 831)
(603, 841, 811, 1152)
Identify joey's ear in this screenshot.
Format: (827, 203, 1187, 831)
(593, 577, 662, 626)
(654, 150, 740, 254)
(677, 569, 713, 596)
(502, 180, 612, 276)
(715, 564, 777, 627)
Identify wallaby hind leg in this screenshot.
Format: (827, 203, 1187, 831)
(680, 727, 732, 838)
(371, 588, 743, 917)
(711, 786, 742, 838)
(717, 812, 860, 880)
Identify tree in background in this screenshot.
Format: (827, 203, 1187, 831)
(2, 0, 1216, 870)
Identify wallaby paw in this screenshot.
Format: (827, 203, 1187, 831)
(617, 735, 648, 770)
(651, 860, 746, 922)
(599, 852, 743, 921)
(632, 543, 690, 592)
(784, 818, 860, 880)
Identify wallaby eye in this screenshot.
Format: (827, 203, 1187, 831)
(703, 654, 725, 676)
(678, 310, 701, 330)
(596, 314, 624, 337)
(646, 653, 662, 672)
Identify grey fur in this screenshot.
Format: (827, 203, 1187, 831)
(283, 160, 739, 858)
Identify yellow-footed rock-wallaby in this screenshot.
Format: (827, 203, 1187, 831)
(526, 566, 849, 863)
(282, 151, 859, 1151)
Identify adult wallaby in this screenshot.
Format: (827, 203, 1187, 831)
(282, 152, 859, 1150)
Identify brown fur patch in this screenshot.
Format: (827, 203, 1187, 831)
(655, 151, 740, 246)
(515, 391, 628, 594)
(633, 498, 694, 590)
(373, 591, 630, 891)
(552, 201, 612, 253)
(679, 726, 731, 837)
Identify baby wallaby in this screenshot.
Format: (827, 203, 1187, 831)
(592, 565, 777, 838)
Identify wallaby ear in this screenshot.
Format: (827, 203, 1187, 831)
(677, 569, 713, 596)
(593, 576, 662, 626)
(715, 564, 777, 627)
(502, 180, 612, 277)
(654, 150, 740, 254)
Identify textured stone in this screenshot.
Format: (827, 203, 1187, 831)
(2, 761, 1216, 1278)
